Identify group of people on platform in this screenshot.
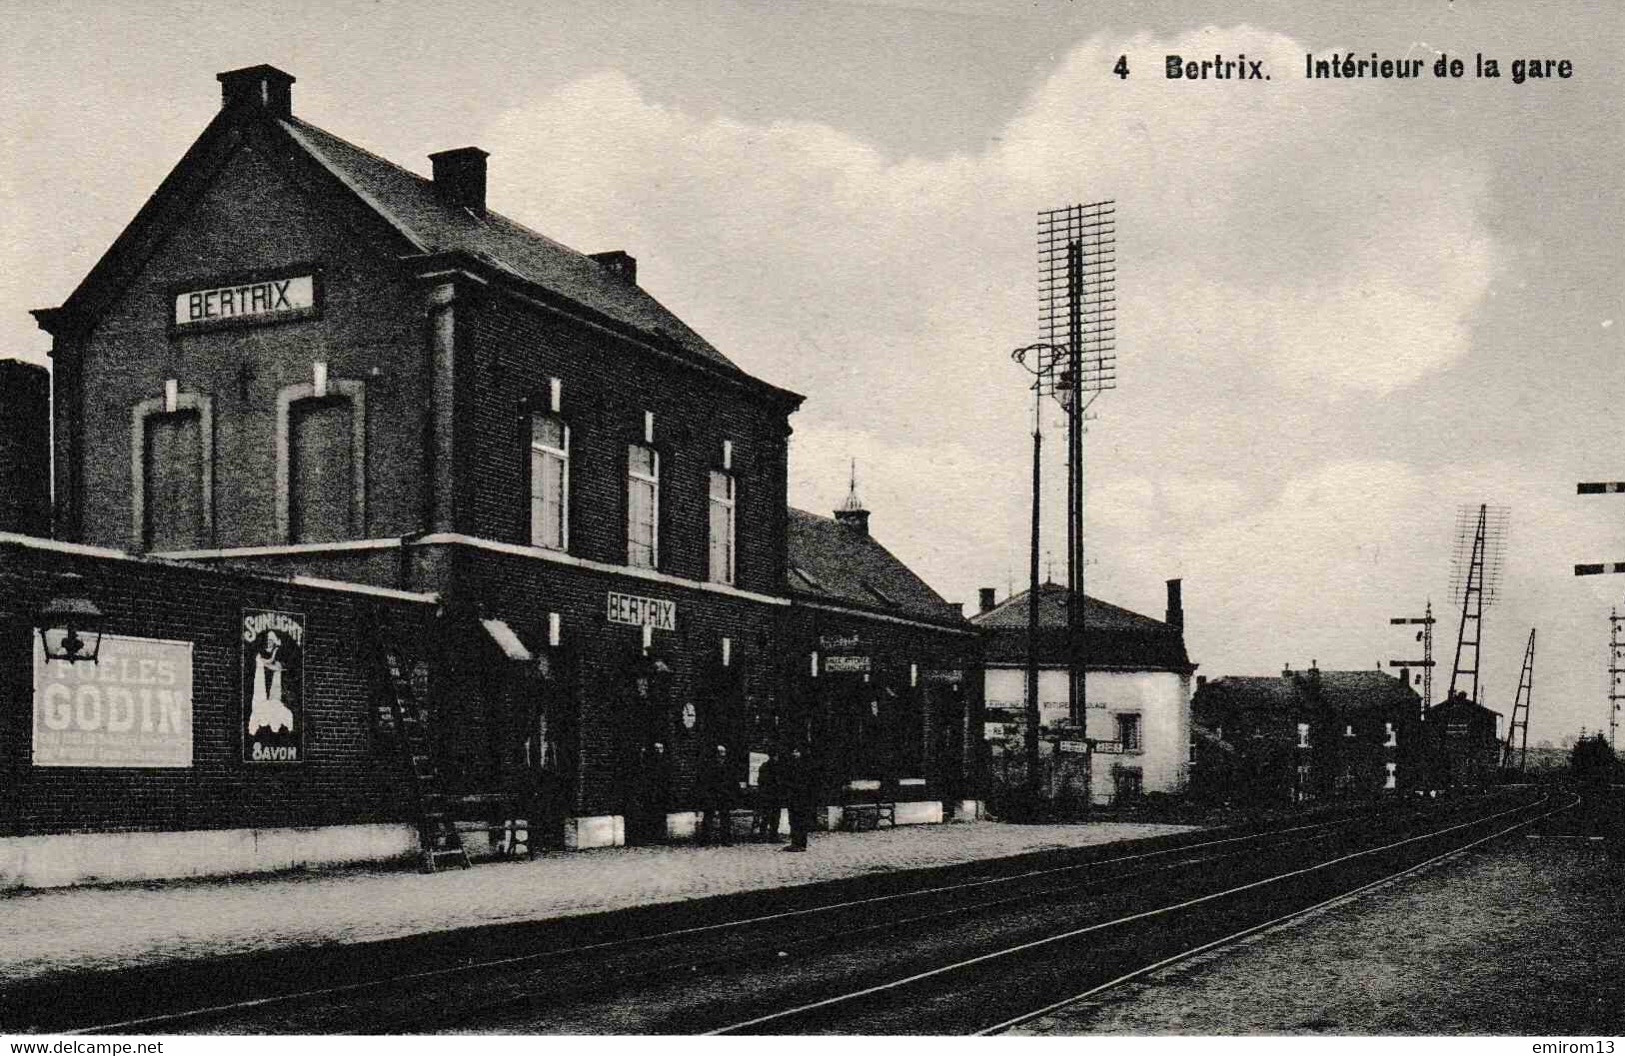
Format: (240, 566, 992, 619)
(697, 744, 817, 851)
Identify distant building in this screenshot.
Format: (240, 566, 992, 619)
(1418, 691, 1502, 790)
(970, 578, 1195, 803)
(1191, 665, 1420, 805)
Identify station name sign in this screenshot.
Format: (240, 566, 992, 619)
(173, 274, 316, 328)
(823, 655, 871, 674)
(606, 591, 676, 632)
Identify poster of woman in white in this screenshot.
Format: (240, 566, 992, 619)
(242, 609, 304, 763)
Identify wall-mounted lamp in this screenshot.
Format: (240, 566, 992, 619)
(37, 573, 106, 664)
(3, 570, 106, 664)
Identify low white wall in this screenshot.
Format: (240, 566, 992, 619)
(894, 800, 943, 826)
(0, 823, 419, 890)
(566, 814, 624, 850)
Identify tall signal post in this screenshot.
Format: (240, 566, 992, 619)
(1447, 504, 1509, 705)
(1573, 481, 1623, 749)
(1388, 600, 1436, 719)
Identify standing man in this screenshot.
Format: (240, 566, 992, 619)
(699, 743, 735, 845)
(781, 745, 815, 852)
(753, 751, 782, 842)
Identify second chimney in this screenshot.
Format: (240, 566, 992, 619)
(590, 251, 638, 285)
(979, 588, 997, 613)
(1165, 578, 1184, 630)
(429, 147, 489, 214)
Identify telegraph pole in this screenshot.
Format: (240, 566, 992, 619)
(1389, 600, 1436, 720)
(1610, 609, 1622, 752)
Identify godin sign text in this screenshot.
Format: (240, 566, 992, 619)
(33, 634, 194, 768)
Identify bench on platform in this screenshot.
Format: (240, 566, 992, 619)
(838, 779, 896, 831)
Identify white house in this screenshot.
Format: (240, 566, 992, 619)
(971, 579, 1196, 804)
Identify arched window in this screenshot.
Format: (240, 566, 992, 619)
(130, 388, 213, 552)
(276, 377, 365, 543)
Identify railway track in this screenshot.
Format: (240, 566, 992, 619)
(33, 791, 1558, 1035)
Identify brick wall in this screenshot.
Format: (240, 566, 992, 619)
(0, 539, 431, 837)
(784, 603, 984, 803)
(58, 123, 432, 553)
(464, 292, 792, 596)
(444, 543, 790, 818)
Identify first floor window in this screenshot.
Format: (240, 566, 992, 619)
(1116, 713, 1141, 752)
(144, 410, 204, 551)
(289, 396, 355, 543)
(1297, 722, 1311, 749)
(627, 444, 659, 568)
(530, 415, 569, 551)
(708, 469, 735, 584)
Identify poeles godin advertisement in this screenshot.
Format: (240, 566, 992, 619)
(242, 609, 305, 763)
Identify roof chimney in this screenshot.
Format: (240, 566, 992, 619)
(1165, 578, 1183, 630)
(217, 65, 295, 119)
(834, 458, 869, 535)
(979, 587, 997, 613)
(429, 147, 489, 214)
(590, 251, 638, 285)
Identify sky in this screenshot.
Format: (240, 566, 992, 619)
(2, 0, 1620, 743)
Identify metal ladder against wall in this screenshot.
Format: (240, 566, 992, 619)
(365, 621, 471, 872)
(1501, 628, 1535, 775)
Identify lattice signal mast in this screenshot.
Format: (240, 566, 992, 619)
(1447, 503, 1509, 705)
(1610, 609, 1623, 751)
(1501, 628, 1535, 775)
(1036, 201, 1115, 730)
(1388, 599, 1436, 717)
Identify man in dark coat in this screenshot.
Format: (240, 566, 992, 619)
(753, 752, 782, 842)
(781, 746, 816, 852)
(699, 744, 735, 845)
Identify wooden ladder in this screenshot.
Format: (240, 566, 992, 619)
(368, 629, 471, 873)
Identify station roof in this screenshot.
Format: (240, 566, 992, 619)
(35, 66, 800, 406)
(282, 119, 749, 378)
(785, 508, 967, 629)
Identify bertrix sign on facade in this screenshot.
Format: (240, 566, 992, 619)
(606, 591, 677, 632)
(32, 634, 194, 768)
(173, 274, 316, 328)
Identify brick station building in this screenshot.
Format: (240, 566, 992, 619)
(6, 65, 980, 884)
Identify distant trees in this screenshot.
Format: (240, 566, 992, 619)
(1569, 732, 1618, 787)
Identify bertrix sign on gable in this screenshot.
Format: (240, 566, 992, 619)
(173, 274, 316, 328)
(32, 634, 194, 768)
